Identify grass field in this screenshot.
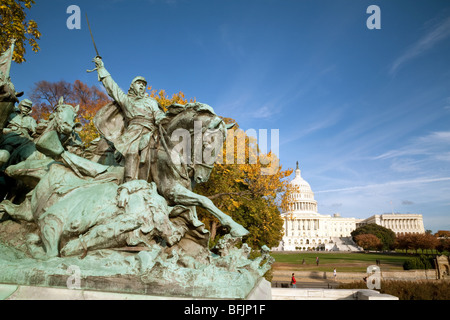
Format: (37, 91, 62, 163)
(271, 252, 415, 272)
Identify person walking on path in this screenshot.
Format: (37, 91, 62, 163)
(333, 268, 337, 281)
(290, 273, 297, 288)
(316, 256, 319, 266)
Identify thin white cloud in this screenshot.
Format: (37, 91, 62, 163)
(250, 105, 280, 119)
(373, 131, 450, 160)
(390, 16, 450, 75)
(316, 176, 450, 194)
(418, 131, 450, 143)
(389, 158, 423, 173)
(280, 107, 343, 145)
(373, 147, 428, 160)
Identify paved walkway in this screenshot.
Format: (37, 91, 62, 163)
(272, 280, 339, 289)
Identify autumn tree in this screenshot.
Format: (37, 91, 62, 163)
(394, 233, 439, 254)
(394, 233, 415, 253)
(30, 79, 110, 145)
(355, 234, 382, 251)
(194, 120, 294, 249)
(144, 87, 295, 249)
(0, 0, 40, 63)
(416, 233, 439, 253)
(148, 86, 195, 111)
(351, 224, 396, 251)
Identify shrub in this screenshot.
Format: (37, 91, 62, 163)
(403, 255, 435, 270)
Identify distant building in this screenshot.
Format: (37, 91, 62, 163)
(273, 163, 360, 251)
(273, 162, 426, 252)
(357, 213, 425, 235)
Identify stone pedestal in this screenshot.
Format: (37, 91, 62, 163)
(0, 242, 272, 300)
(0, 279, 272, 300)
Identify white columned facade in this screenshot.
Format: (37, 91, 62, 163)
(275, 163, 358, 252)
(356, 214, 425, 235)
(273, 163, 427, 252)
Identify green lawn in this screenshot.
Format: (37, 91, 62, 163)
(271, 252, 414, 272)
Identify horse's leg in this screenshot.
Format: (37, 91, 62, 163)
(169, 184, 249, 237)
(38, 214, 64, 258)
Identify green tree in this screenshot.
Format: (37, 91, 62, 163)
(351, 224, 396, 251)
(0, 0, 41, 63)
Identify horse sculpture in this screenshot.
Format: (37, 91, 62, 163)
(152, 102, 249, 239)
(0, 102, 248, 259)
(2, 97, 83, 194)
(0, 165, 183, 259)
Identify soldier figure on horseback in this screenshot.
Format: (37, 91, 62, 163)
(93, 56, 165, 183)
(0, 99, 37, 168)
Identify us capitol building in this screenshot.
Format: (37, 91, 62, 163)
(273, 163, 425, 252)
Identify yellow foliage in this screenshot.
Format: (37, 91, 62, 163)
(0, 0, 41, 63)
(148, 86, 196, 111)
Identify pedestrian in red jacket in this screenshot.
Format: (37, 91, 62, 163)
(291, 273, 297, 288)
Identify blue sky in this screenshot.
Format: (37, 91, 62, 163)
(9, 0, 450, 232)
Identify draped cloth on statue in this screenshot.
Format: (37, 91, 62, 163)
(93, 102, 127, 154)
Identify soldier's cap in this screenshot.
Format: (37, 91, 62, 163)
(131, 76, 147, 86)
(19, 99, 33, 108)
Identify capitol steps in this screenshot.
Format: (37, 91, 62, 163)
(330, 237, 363, 252)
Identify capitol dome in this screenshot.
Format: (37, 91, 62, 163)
(284, 162, 318, 215)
